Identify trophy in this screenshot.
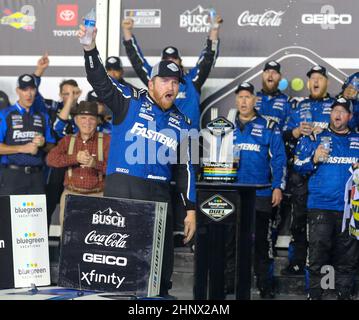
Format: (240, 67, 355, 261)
(201, 116, 238, 182)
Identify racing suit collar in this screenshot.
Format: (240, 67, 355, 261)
(235, 111, 258, 126)
(328, 125, 351, 136)
(15, 101, 35, 115)
(308, 93, 331, 101)
(260, 89, 281, 97)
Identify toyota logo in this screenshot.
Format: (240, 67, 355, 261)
(60, 9, 75, 21)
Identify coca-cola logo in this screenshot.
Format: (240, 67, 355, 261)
(84, 230, 129, 248)
(60, 10, 75, 22)
(238, 10, 285, 27)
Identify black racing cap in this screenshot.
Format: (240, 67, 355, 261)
(72, 101, 99, 117)
(17, 74, 36, 90)
(263, 60, 281, 73)
(161, 46, 181, 60)
(150, 60, 185, 84)
(331, 97, 353, 113)
(105, 56, 123, 71)
(307, 65, 327, 78)
(235, 82, 255, 95)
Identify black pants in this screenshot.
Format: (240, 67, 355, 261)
(104, 173, 174, 296)
(0, 168, 45, 195)
(308, 210, 359, 299)
(254, 196, 275, 289)
(224, 196, 275, 291)
(288, 171, 308, 268)
(45, 167, 65, 227)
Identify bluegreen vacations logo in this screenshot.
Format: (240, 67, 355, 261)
(15, 201, 43, 218)
(18, 262, 47, 278)
(16, 232, 45, 248)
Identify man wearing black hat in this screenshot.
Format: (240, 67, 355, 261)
(47, 101, 111, 230)
(230, 82, 287, 298)
(256, 61, 292, 131)
(105, 56, 133, 88)
(0, 74, 56, 195)
(281, 65, 335, 276)
(121, 15, 222, 129)
(294, 97, 359, 300)
(79, 24, 196, 298)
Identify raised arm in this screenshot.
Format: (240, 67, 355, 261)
(122, 18, 152, 87)
(78, 24, 133, 124)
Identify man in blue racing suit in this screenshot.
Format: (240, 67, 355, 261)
(79, 24, 196, 298)
(294, 97, 359, 300)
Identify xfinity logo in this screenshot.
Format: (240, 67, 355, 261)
(92, 208, 125, 228)
(81, 270, 125, 289)
(302, 5, 352, 29)
(83, 253, 128, 266)
(238, 10, 284, 27)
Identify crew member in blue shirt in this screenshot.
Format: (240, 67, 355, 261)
(234, 82, 287, 298)
(0, 74, 55, 195)
(79, 24, 196, 298)
(294, 97, 359, 300)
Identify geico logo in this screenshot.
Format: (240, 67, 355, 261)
(92, 214, 125, 228)
(302, 14, 352, 25)
(83, 253, 127, 266)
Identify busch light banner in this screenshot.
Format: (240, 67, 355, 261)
(119, 0, 358, 127)
(0, 195, 50, 289)
(58, 195, 167, 297)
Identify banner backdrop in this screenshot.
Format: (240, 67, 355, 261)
(58, 195, 167, 297)
(119, 0, 359, 127)
(0, 195, 50, 289)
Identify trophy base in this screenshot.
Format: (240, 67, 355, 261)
(202, 162, 238, 183)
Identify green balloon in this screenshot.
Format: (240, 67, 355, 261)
(291, 78, 304, 91)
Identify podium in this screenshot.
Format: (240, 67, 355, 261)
(194, 182, 270, 300)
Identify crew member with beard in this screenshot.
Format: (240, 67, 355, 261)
(281, 65, 335, 277)
(294, 97, 359, 300)
(255, 61, 292, 131)
(255, 61, 292, 266)
(78, 24, 196, 298)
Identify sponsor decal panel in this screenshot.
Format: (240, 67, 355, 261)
(301, 5, 352, 29)
(237, 10, 284, 27)
(10, 195, 50, 287)
(58, 196, 167, 296)
(180, 5, 214, 33)
(124, 9, 161, 28)
(53, 4, 79, 37)
(0, 5, 36, 31)
(200, 194, 235, 222)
